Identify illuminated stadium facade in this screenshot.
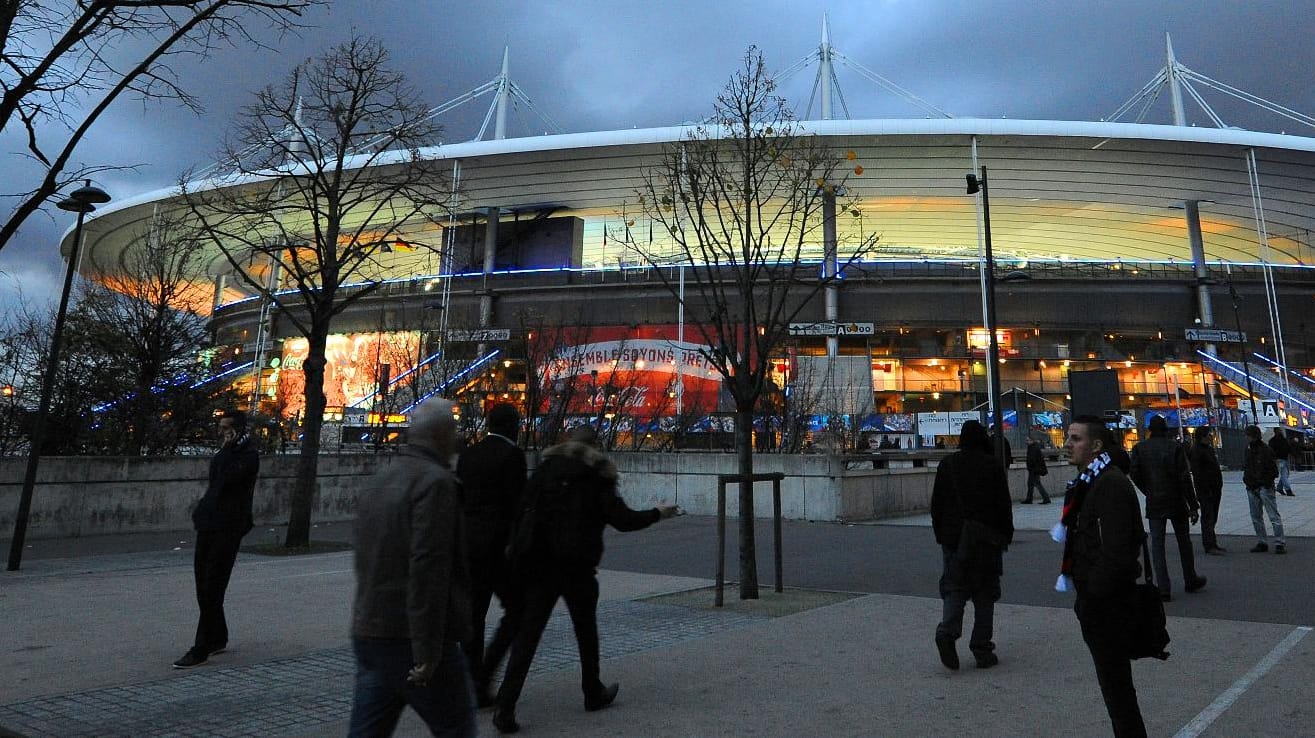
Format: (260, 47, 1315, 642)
(62, 33, 1315, 448)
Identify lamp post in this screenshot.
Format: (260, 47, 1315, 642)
(8, 180, 111, 571)
(966, 166, 1009, 467)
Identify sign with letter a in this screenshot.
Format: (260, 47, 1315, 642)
(1258, 399, 1282, 428)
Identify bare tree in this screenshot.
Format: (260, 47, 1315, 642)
(0, 0, 321, 254)
(182, 36, 452, 547)
(79, 216, 228, 454)
(626, 47, 877, 597)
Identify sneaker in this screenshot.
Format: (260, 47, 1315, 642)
(172, 650, 208, 669)
(1275, 543, 1287, 555)
(1251, 542, 1269, 553)
(1186, 576, 1207, 593)
(935, 632, 960, 670)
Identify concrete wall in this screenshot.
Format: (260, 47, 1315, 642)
(0, 455, 380, 540)
(0, 452, 1067, 540)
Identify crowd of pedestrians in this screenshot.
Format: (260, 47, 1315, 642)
(345, 399, 677, 736)
(172, 401, 1301, 737)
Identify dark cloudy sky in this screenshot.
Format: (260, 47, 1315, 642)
(4, 0, 1314, 316)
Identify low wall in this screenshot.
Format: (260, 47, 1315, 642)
(0, 455, 380, 541)
(0, 452, 1068, 540)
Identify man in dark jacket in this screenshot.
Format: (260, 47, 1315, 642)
(930, 420, 1014, 670)
(1129, 415, 1205, 601)
(456, 403, 527, 706)
(1245, 425, 1285, 554)
(349, 397, 476, 737)
(989, 423, 1013, 466)
(1188, 427, 1226, 554)
(1023, 434, 1052, 504)
(1270, 428, 1295, 496)
(173, 408, 259, 669)
(492, 426, 677, 734)
(1064, 417, 1148, 738)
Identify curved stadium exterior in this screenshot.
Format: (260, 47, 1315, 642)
(65, 117, 1315, 448)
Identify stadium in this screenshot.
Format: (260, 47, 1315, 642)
(58, 32, 1315, 455)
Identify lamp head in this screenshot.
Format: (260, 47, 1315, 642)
(965, 173, 981, 195)
(57, 180, 111, 214)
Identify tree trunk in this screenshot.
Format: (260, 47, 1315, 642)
(285, 326, 328, 547)
(735, 402, 759, 599)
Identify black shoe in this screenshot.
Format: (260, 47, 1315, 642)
(208, 644, 227, 656)
(492, 710, 520, 734)
(974, 652, 1000, 669)
(1275, 543, 1287, 555)
(1020, 500, 1033, 504)
(1160, 592, 1172, 602)
(1204, 547, 1224, 556)
(1186, 576, 1207, 593)
(1039, 499, 1051, 505)
(935, 633, 960, 670)
(584, 682, 619, 712)
(172, 650, 208, 669)
(1251, 542, 1269, 553)
(475, 685, 495, 709)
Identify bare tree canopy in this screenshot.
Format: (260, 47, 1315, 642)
(627, 47, 878, 597)
(0, 0, 322, 254)
(183, 34, 453, 547)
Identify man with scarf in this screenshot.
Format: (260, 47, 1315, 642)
(1060, 416, 1148, 738)
(174, 408, 260, 669)
(930, 420, 1013, 670)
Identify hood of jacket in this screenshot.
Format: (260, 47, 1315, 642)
(541, 439, 617, 481)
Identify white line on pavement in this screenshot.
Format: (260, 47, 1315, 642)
(1173, 625, 1312, 738)
(269, 568, 354, 579)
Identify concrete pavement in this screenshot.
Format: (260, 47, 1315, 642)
(1, 469, 1313, 736)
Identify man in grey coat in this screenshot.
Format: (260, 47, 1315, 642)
(349, 397, 476, 737)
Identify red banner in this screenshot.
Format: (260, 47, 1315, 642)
(533, 324, 722, 415)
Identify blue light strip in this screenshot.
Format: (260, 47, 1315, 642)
(1196, 350, 1315, 414)
(401, 349, 502, 414)
(1251, 352, 1315, 388)
(347, 350, 446, 409)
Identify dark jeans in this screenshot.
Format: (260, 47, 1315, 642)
(935, 545, 998, 655)
(496, 566, 605, 715)
(191, 530, 243, 654)
(348, 638, 476, 738)
(1076, 594, 1147, 738)
(464, 553, 522, 691)
(1024, 472, 1051, 503)
(1199, 491, 1222, 551)
(1148, 516, 1198, 595)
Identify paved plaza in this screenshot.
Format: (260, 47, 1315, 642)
(2, 470, 1314, 736)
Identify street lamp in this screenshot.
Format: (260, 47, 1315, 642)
(7, 180, 111, 571)
(1225, 266, 1260, 422)
(966, 166, 1009, 466)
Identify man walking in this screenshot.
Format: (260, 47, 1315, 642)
(492, 426, 677, 734)
(1129, 415, 1205, 601)
(456, 403, 527, 706)
(1187, 427, 1226, 554)
(173, 408, 259, 669)
(1270, 428, 1295, 496)
(1062, 417, 1148, 738)
(930, 420, 1013, 670)
(1245, 425, 1286, 554)
(1022, 434, 1052, 504)
(349, 398, 476, 737)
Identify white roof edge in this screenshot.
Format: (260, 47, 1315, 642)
(81, 118, 1315, 228)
